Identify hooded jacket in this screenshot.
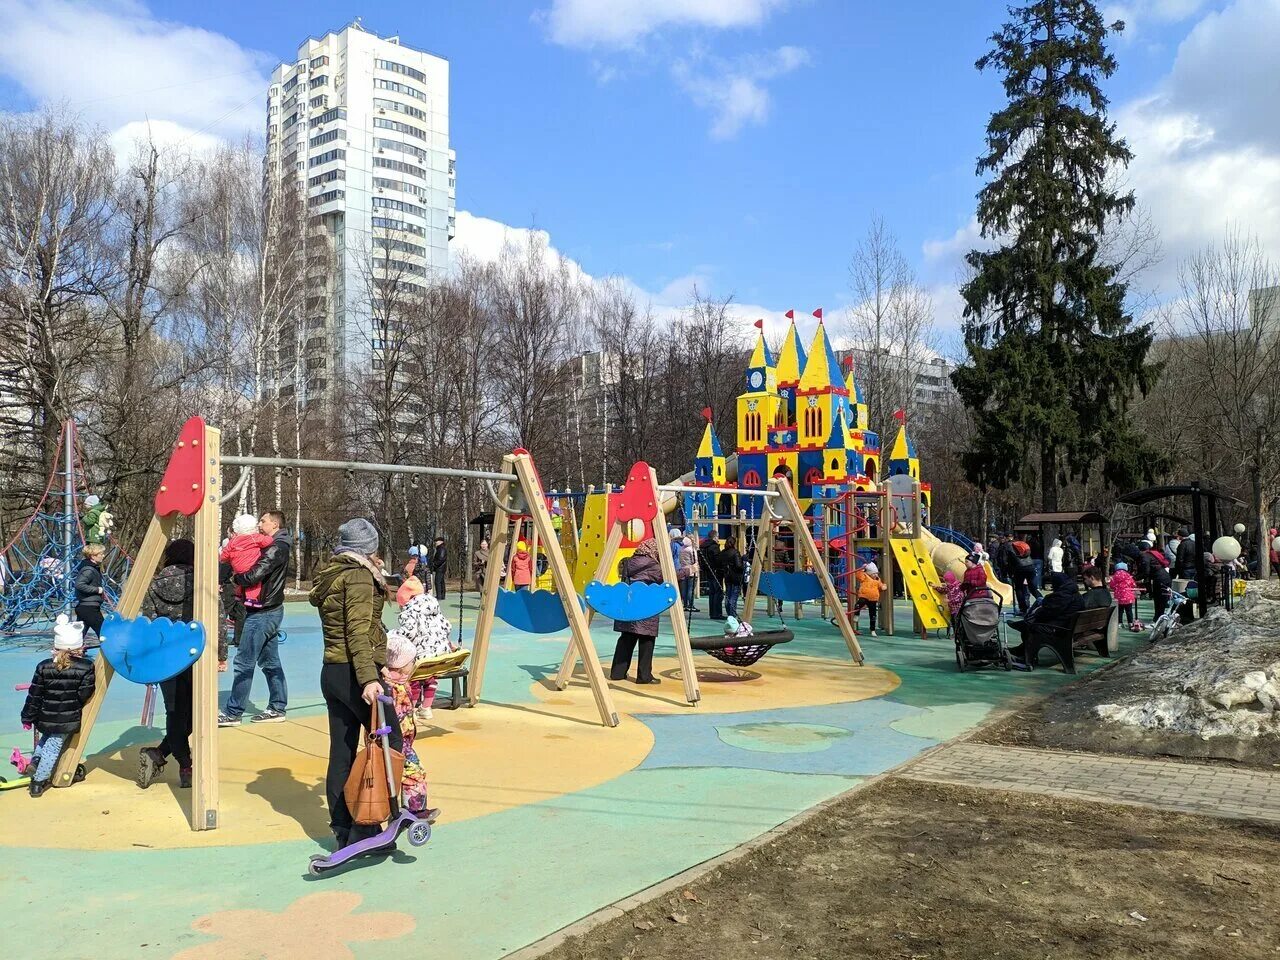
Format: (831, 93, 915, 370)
(1175, 535, 1199, 578)
(309, 552, 388, 687)
(1047, 539, 1064, 574)
(142, 563, 194, 622)
(22, 655, 96, 736)
(612, 541, 664, 637)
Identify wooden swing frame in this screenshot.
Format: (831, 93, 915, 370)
(54, 424, 621, 834)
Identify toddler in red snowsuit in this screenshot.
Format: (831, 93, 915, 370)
(219, 515, 274, 608)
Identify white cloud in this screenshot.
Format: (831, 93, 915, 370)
(922, 0, 1280, 318)
(0, 0, 270, 144)
(451, 209, 798, 339)
(1103, 0, 1210, 37)
(542, 0, 793, 49)
(673, 45, 809, 139)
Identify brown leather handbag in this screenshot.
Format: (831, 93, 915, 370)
(343, 699, 405, 825)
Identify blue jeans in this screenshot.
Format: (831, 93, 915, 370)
(679, 577, 696, 612)
(224, 606, 287, 716)
(32, 733, 65, 782)
(725, 583, 741, 618)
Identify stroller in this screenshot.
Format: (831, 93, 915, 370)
(953, 593, 1011, 671)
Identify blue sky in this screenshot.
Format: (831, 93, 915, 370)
(1, 0, 1276, 349)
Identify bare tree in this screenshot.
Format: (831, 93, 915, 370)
(489, 230, 584, 459)
(0, 109, 114, 509)
(1163, 230, 1280, 575)
(846, 216, 937, 437)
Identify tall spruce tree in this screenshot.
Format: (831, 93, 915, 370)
(951, 0, 1159, 510)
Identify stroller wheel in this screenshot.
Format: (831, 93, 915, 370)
(1002, 650, 1013, 671)
(955, 645, 967, 672)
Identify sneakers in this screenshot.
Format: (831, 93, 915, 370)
(250, 708, 287, 724)
(217, 712, 242, 727)
(870, 630, 879, 638)
(137, 747, 166, 789)
(179, 767, 192, 789)
(29, 779, 49, 798)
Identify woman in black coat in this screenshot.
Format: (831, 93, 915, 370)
(137, 539, 196, 790)
(609, 538, 664, 685)
(74, 543, 107, 638)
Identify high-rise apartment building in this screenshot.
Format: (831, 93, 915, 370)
(266, 21, 455, 405)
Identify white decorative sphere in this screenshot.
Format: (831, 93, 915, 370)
(1234, 523, 1247, 535)
(1212, 536, 1241, 562)
(189, 648, 199, 656)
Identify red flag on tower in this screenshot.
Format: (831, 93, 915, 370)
(813, 307, 823, 320)
(701, 406, 713, 422)
(753, 318, 764, 330)
(893, 408, 906, 422)
(784, 309, 795, 320)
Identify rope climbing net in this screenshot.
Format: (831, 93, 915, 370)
(0, 421, 129, 643)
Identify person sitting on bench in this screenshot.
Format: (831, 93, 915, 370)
(1007, 572, 1083, 666)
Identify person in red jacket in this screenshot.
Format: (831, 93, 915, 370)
(219, 514, 274, 608)
(511, 540, 533, 590)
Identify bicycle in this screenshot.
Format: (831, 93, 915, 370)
(1148, 589, 1187, 643)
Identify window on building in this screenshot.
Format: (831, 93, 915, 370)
(375, 78, 427, 101)
(309, 129, 343, 148)
(373, 117, 427, 140)
(374, 137, 428, 162)
(309, 75, 328, 89)
(373, 156, 427, 179)
(310, 55, 329, 68)
(375, 58, 427, 83)
(313, 107, 346, 125)
(309, 149, 345, 166)
(371, 216, 426, 237)
(374, 97, 427, 121)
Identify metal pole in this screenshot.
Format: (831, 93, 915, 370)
(221, 454, 515, 483)
(659, 484, 778, 499)
(64, 420, 75, 615)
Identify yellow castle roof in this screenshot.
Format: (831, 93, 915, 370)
(775, 322, 806, 386)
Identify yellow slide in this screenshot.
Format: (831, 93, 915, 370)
(890, 536, 950, 632)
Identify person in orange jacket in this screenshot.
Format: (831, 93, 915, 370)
(853, 561, 887, 637)
(511, 540, 533, 590)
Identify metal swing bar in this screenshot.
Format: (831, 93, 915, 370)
(658, 484, 779, 498)
(221, 454, 516, 483)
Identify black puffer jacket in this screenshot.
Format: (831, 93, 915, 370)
(142, 563, 194, 622)
(21, 656, 96, 735)
(74, 560, 103, 607)
(233, 530, 292, 610)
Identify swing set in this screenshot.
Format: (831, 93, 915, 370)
(47, 417, 868, 833)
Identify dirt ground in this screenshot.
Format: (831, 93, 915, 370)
(541, 778, 1280, 960)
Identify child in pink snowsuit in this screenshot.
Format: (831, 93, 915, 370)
(1110, 562, 1138, 628)
(218, 514, 273, 608)
(932, 570, 965, 618)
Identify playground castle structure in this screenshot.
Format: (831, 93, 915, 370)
(675, 314, 1012, 633)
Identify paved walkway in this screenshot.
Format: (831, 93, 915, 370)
(903, 741, 1280, 823)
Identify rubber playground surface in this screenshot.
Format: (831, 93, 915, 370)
(0, 595, 1141, 960)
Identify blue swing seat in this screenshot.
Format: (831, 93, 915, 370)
(584, 580, 677, 621)
(494, 589, 585, 634)
(758, 571, 824, 603)
(100, 613, 206, 684)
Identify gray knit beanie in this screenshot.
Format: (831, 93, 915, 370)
(336, 517, 380, 555)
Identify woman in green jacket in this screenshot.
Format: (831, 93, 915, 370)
(309, 518, 402, 850)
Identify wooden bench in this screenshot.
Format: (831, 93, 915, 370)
(1029, 605, 1116, 674)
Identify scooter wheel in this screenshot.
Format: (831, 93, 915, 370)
(308, 860, 325, 876)
(407, 821, 432, 847)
